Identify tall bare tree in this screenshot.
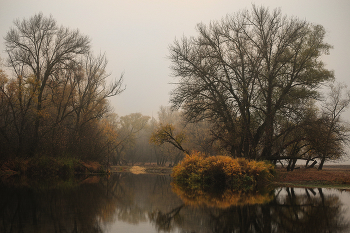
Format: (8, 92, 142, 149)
(2, 13, 124, 162)
(307, 83, 350, 170)
(4, 13, 90, 156)
(71, 53, 124, 138)
(169, 6, 333, 159)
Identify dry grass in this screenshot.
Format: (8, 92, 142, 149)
(111, 165, 172, 174)
(129, 166, 146, 174)
(275, 165, 350, 188)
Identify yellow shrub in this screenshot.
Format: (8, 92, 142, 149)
(172, 152, 275, 190)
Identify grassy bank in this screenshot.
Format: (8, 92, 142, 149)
(274, 166, 350, 189)
(115, 163, 350, 190)
(0, 157, 105, 179)
(4, 156, 349, 191)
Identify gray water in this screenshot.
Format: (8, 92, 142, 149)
(1, 173, 349, 233)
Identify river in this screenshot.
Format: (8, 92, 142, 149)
(1, 173, 349, 232)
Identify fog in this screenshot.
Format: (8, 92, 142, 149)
(1, 0, 349, 117)
(1, 0, 350, 164)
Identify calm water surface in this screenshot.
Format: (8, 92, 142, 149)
(1, 173, 349, 233)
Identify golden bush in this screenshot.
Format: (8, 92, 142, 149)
(171, 152, 275, 190)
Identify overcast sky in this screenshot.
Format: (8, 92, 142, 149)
(1, 0, 350, 118)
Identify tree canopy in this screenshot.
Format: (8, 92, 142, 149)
(169, 5, 334, 160)
(0, 13, 124, 161)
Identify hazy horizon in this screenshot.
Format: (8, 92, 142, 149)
(1, 0, 350, 117)
(1, 0, 350, 164)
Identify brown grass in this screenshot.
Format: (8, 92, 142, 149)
(275, 166, 350, 188)
(111, 165, 172, 174)
(129, 166, 146, 174)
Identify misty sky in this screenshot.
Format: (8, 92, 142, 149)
(1, 0, 350, 118)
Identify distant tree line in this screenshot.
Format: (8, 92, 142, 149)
(0, 13, 215, 168)
(108, 106, 219, 167)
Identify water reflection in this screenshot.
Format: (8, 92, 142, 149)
(0, 173, 349, 232)
(272, 187, 349, 233)
(0, 177, 108, 232)
(171, 182, 275, 208)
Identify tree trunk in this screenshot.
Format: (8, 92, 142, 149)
(306, 160, 317, 169)
(318, 157, 326, 170)
(262, 113, 274, 158)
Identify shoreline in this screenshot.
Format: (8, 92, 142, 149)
(273, 166, 350, 190)
(112, 164, 350, 190)
(2, 163, 350, 190)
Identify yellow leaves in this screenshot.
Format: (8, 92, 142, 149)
(172, 182, 274, 208)
(100, 118, 118, 145)
(150, 123, 175, 145)
(171, 152, 275, 208)
(36, 109, 50, 119)
(172, 152, 276, 189)
(150, 123, 188, 153)
(0, 73, 42, 109)
(246, 160, 275, 180)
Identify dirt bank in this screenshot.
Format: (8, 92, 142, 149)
(275, 165, 350, 189)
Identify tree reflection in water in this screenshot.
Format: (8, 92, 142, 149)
(171, 182, 275, 208)
(0, 174, 349, 233)
(271, 187, 349, 233)
(0, 178, 108, 233)
(167, 185, 350, 233)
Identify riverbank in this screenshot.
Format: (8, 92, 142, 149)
(0, 157, 105, 179)
(111, 165, 172, 174)
(112, 164, 350, 189)
(3, 161, 350, 189)
(274, 165, 350, 189)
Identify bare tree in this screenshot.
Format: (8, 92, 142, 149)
(2, 13, 124, 162)
(111, 113, 150, 165)
(4, 13, 90, 156)
(169, 5, 333, 159)
(45, 53, 124, 159)
(72, 53, 124, 135)
(307, 83, 350, 170)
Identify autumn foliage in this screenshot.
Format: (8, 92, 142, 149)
(149, 123, 188, 153)
(171, 182, 274, 208)
(171, 152, 275, 190)
(0, 14, 124, 169)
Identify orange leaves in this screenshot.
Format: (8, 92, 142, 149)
(171, 152, 275, 208)
(171, 152, 275, 190)
(171, 182, 274, 208)
(172, 151, 204, 175)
